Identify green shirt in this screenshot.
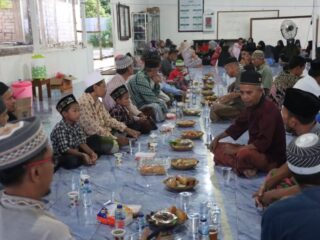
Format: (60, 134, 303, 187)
(257, 63, 273, 89)
(127, 70, 167, 112)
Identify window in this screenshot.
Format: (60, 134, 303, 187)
(0, 0, 31, 44)
(0, 0, 81, 47)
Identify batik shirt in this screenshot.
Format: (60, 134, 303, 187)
(110, 104, 135, 126)
(78, 93, 126, 139)
(270, 71, 300, 107)
(50, 119, 87, 157)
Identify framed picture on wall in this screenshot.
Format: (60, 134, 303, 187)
(117, 3, 131, 41)
(178, 0, 204, 32)
(203, 14, 215, 32)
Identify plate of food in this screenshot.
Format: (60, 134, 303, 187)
(204, 95, 217, 101)
(181, 130, 204, 139)
(183, 108, 201, 116)
(202, 83, 214, 90)
(201, 99, 214, 106)
(139, 165, 166, 175)
(176, 120, 196, 128)
(171, 158, 199, 170)
(163, 175, 198, 192)
(202, 90, 214, 96)
(169, 139, 194, 151)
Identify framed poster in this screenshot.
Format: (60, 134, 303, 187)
(117, 3, 131, 41)
(178, 0, 204, 32)
(203, 14, 214, 32)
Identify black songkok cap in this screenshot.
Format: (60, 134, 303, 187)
(110, 85, 128, 100)
(240, 69, 262, 86)
(224, 57, 238, 67)
(56, 94, 77, 113)
(0, 82, 9, 96)
(283, 88, 320, 118)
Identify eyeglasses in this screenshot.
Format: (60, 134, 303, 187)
(25, 157, 53, 168)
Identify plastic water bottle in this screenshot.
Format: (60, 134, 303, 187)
(192, 91, 197, 105)
(136, 212, 145, 232)
(198, 218, 209, 239)
(115, 204, 125, 229)
(82, 191, 92, 208)
(200, 201, 208, 220)
(211, 204, 221, 232)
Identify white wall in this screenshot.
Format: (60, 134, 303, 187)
(111, 0, 146, 55)
(112, 0, 320, 53)
(0, 46, 93, 85)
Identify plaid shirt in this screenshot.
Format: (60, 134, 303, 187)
(50, 119, 87, 157)
(109, 104, 135, 126)
(127, 70, 167, 112)
(78, 93, 126, 139)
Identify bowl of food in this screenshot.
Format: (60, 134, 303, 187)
(181, 130, 204, 139)
(163, 175, 198, 192)
(183, 109, 201, 116)
(146, 206, 187, 230)
(176, 120, 196, 128)
(171, 158, 199, 170)
(204, 95, 217, 101)
(202, 84, 214, 90)
(169, 139, 194, 151)
(202, 90, 214, 96)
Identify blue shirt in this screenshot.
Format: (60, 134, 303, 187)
(160, 81, 182, 96)
(261, 186, 320, 240)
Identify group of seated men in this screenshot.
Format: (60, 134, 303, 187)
(0, 38, 320, 239)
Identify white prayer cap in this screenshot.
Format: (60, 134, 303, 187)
(85, 71, 105, 88)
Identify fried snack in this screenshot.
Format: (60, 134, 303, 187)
(166, 178, 177, 188)
(168, 205, 177, 215)
(181, 130, 203, 139)
(186, 178, 196, 187)
(175, 208, 187, 223)
(205, 95, 217, 101)
(171, 158, 198, 169)
(176, 175, 188, 185)
(176, 120, 196, 128)
(168, 206, 187, 224)
(139, 165, 166, 175)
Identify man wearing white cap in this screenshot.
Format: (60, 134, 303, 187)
(261, 133, 320, 240)
(103, 55, 138, 112)
(251, 50, 273, 96)
(78, 71, 140, 147)
(0, 117, 74, 240)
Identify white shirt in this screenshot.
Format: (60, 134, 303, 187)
(294, 74, 320, 97)
(0, 191, 74, 240)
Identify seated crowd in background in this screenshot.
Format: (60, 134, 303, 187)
(1, 35, 320, 240)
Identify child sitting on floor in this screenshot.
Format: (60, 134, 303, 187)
(168, 59, 189, 91)
(50, 94, 98, 169)
(109, 85, 154, 134)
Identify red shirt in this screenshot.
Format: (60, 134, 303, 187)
(168, 68, 184, 81)
(168, 68, 188, 91)
(225, 97, 286, 166)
